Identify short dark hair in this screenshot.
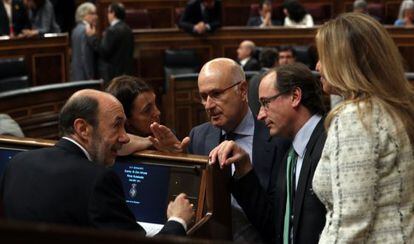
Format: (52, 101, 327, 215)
(59, 95, 99, 136)
(106, 75, 152, 118)
(109, 2, 126, 20)
(283, 0, 308, 23)
(270, 63, 326, 115)
(259, 48, 278, 68)
(278, 45, 296, 57)
(260, 0, 272, 9)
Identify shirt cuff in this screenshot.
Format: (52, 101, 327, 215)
(167, 216, 187, 231)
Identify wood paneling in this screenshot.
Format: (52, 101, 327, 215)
(95, 0, 404, 28)
(134, 26, 414, 95)
(0, 81, 103, 139)
(0, 34, 69, 86)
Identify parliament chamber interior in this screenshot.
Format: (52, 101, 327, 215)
(0, 0, 414, 243)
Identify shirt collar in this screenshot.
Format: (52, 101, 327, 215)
(292, 114, 322, 158)
(62, 137, 92, 161)
(110, 19, 120, 26)
(222, 108, 255, 137)
(240, 57, 250, 67)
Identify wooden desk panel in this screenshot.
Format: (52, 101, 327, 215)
(134, 26, 414, 95)
(0, 34, 69, 86)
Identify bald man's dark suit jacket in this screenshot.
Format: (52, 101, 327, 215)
(0, 139, 185, 236)
(232, 118, 326, 244)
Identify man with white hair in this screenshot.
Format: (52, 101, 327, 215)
(70, 2, 97, 81)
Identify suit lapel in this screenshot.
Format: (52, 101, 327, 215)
(204, 125, 221, 155)
(292, 119, 325, 237)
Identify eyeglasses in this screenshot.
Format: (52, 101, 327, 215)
(259, 91, 288, 109)
(199, 81, 241, 104)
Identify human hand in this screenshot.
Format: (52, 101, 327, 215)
(208, 140, 252, 177)
(149, 122, 190, 153)
(194, 22, 207, 34)
(167, 193, 195, 226)
(85, 24, 96, 36)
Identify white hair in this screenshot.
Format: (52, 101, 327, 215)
(398, 0, 414, 19)
(75, 2, 96, 23)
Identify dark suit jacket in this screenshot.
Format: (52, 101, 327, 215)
(88, 20, 134, 82)
(242, 58, 261, 72)
(0, 0, 30, 36)
(232, 118, 327, 244)
(188, 117, 290, 197)
(0, 139, 185, 236)
(178, 0, 222, 34)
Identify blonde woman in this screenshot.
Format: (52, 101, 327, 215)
(313, 13, 414, 243)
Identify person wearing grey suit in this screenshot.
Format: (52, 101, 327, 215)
(70, 2, 97, 81)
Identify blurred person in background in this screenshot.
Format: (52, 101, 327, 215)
(71, 2, 97, 81)
(283, 0, 314, 27)
(22, 0, 60, 37)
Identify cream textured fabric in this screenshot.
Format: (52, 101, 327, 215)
(313, 102, 414, 243)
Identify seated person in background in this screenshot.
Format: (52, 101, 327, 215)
(178, 0, 222, 34)
(248, 48, 278, 116)
(70, 2, 97, 81)
(0, 89, 194, 236)
(278, 45, 296, 65)
(394, 0, 414, 26)
(283, 0, 314, 27)
(353, 0, 368, 14)
(0, 0, 30, 37)
(0, 113, 24, 137)
(22, 0, 60, 37)
(247, 0, 279, 27)
(106, 75, 161, 137)
(237, 40, 260, 71)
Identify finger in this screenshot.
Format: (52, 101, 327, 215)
(180, 137, 190, 150)
(208, 147, 219, 165)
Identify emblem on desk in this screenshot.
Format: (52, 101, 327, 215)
(129, 183, 137, 198)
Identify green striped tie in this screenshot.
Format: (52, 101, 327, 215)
(283, 147, 297, 244)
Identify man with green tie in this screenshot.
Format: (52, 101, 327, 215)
(209, 63, 327, 244)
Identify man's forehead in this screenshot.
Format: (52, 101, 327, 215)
(198, 72, 232, 89)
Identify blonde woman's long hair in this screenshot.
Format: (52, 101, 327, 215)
(316, 13, 414, 144)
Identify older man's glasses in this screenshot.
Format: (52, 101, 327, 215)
(199, 81, 241, 104)
(259, 91, 288, 109)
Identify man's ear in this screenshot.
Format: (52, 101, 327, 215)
(73, 118, 92, 140)
(291, 87, 302, 108)
(240, 80, 248, 101)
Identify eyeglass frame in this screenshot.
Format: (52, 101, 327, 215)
(199, 81, 242, 104)
(259, 90, 290, 109)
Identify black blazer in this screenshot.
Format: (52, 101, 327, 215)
(178, 0, 222, 34)
(242, 58, 261, 72)
(0, 0, 30, 36)
(232, 118, 327, 243)
(0, 139, 185, 236)
(88, 20, 134, 82)
(188, 117, 290, 193)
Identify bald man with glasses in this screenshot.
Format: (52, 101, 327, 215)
(151, 58, 290, 243)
